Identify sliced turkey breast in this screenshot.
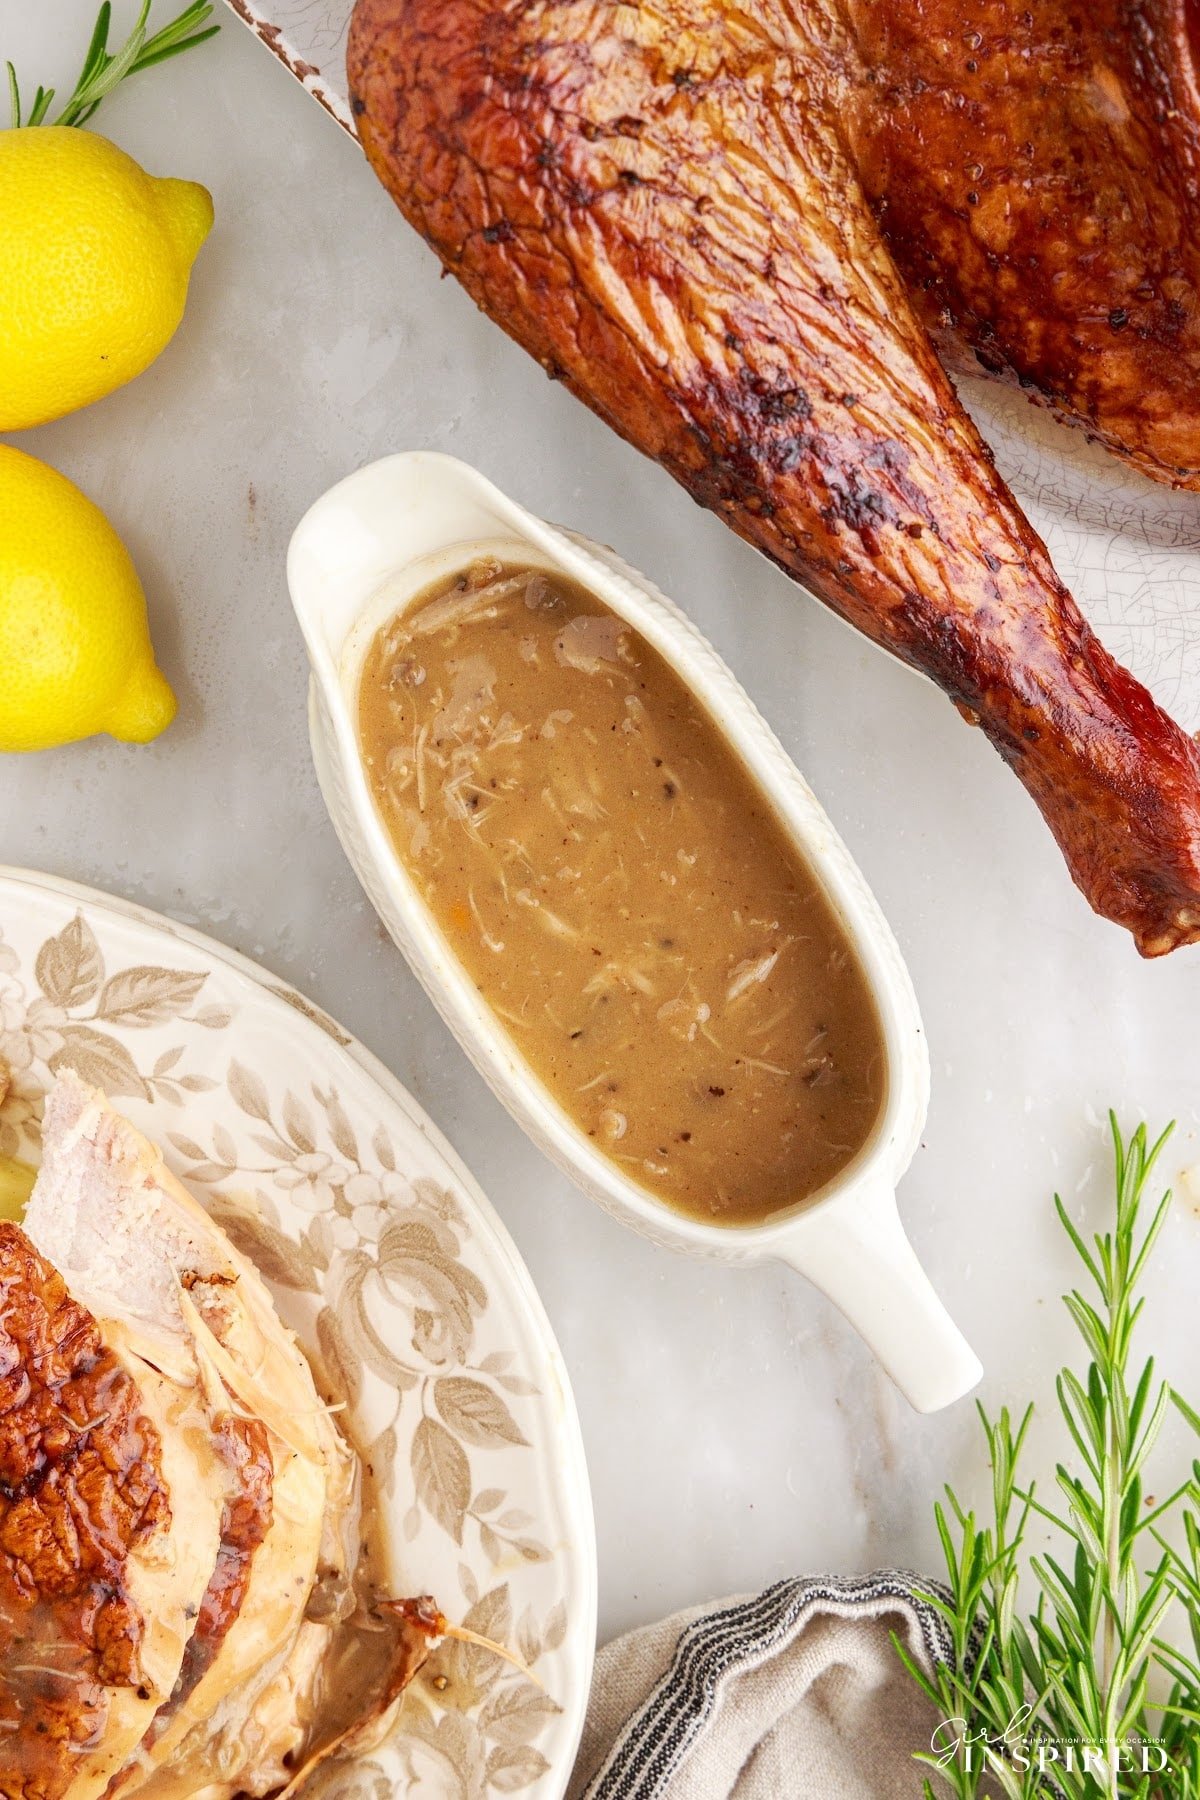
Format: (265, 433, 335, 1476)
(0, 1222, 226, 1800)
(22, 1071, 357, 1800)
(13, 1072, 451, 1799)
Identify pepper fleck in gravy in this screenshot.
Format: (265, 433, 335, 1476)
(359, 559, 886, 1224)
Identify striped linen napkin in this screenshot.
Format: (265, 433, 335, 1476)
(568, 1573, 960, 1798)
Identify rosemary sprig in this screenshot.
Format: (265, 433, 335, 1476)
(895, 1117, 1200, 1799)
(6, 2, 218, 130)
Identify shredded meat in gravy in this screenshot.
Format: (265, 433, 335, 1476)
(360, 560, 886, 1223)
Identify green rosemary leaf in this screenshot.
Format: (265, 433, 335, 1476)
(77, 2, 116, 90)
(1014, 1483, 1073, 1535)
(934, 1498, 962, 1592)
(1188, 1507, 1200, 1556)
(1062, 1290, 1108, 1366)
(130, 27, 220, 73)
(1054, 1191, 1105, 1289)
(1129, 1189, 1173, 1289)
(27, 85, 55, 127)
(1173, 1391, 1200, 1438)
(8, 0, 217, 129)
(1129, 1589, 1175, 1666)
(1057, 1368, 1104, 1474)
(138, 0, 212, 46)
(1045, 1671, 1096, 1746)
(132, 0, 219, 65)
(1137, 1481, 1194, 1536)
(908, 1585, 961, 1626)
(1158, 1663, 1200, 1720)
(1126, 1356, 1158, 1445)
(889, 1631, 942, 1707)
(1109, 1110, 1129, 1189)
(1011, 1620, 1045, 1693)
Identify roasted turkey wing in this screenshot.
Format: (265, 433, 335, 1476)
(347, 0, 1200, 954)
(850, 0, 1200, 489)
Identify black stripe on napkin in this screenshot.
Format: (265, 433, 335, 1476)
(585, 1571, 955, 1800)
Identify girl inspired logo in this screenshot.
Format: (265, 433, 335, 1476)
(932, 1708, 1170, 1779)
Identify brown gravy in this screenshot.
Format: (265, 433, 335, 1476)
(359, 560, 886, 1224)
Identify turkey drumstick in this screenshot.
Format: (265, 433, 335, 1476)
(348, 0, 1200, 955)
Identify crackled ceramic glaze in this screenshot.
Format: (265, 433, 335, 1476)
(224, 0, 357, 130)
(0, 867, 595, 1800)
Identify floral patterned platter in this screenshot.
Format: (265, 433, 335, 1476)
(0, 866, 596, 1799)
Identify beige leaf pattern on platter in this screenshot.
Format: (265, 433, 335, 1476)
(35, 914, 103, 1009)
(209, 1200, 325, 1294)
(413, 1416, 471, 1544)
(436, 1377, 529, 1449)
(96, 965, 207, 1026)
(51, 1025, 148, 1100)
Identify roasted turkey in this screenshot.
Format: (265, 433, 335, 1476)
(347, 0, 1200, 955)
(850, 0, 1200, 489)
(1, 1073, 440, 1800)
(0, 1221, 224, 1799)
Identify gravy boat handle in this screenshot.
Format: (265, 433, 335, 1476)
(774, 1179, 982, 1413)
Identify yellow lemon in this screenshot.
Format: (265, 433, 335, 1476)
(0, 1156, 34, 1222)
(0, 127, 213, 430)
(0, 444, 176, 751)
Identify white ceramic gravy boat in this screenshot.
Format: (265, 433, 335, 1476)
(289, 452, 981, 1413)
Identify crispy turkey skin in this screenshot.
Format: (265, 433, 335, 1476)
(850, 0, 1200, 488)
(348, 0, 1200, 954)
(0, 1223, 169, 1800)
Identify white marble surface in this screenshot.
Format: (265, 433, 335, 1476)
(6, 3, 1200, 1652)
